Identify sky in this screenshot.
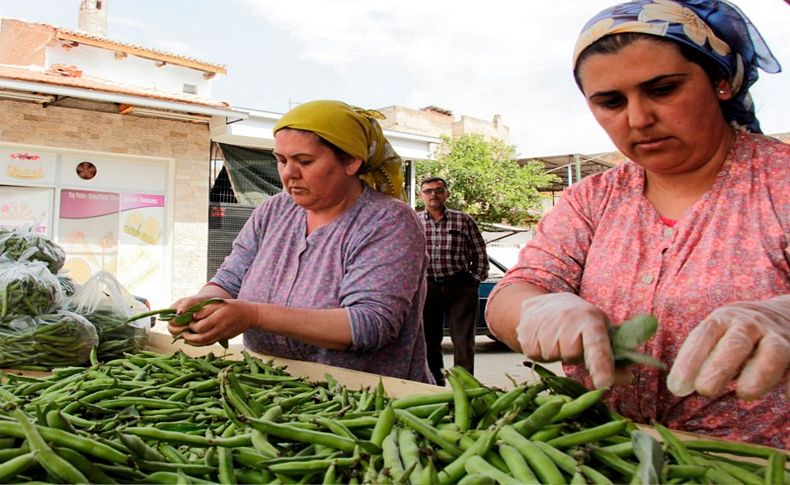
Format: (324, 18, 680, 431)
(1, 0, 788, 158)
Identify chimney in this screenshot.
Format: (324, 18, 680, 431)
(79, 0, 107, 37)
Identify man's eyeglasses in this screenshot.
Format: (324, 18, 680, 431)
(421, 188, 446, 195)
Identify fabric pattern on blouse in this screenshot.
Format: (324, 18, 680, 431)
(211, 185, 433, 383)
(418, 210, 489, 282)
(491, 132, 789, 448)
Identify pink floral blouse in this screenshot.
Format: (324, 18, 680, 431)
(493, 132, 789, 448)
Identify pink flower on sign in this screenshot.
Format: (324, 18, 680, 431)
(10, 152, 40, 160)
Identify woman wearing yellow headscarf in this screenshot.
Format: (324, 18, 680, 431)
(169, 100, 434, 383)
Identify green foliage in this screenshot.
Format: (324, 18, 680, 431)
(415, 134, 558, 225)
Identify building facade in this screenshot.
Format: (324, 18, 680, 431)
(0, 18, 243, 309)
(377, 105, 510, 143)
(0, 17, 515, 307)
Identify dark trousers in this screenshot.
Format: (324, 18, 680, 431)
(422, 273, 480, 385)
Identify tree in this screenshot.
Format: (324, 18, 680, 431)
(415, 134, 557, 226)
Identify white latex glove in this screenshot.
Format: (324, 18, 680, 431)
(516, 292, 615, 389)
(667, 295, 790, 401)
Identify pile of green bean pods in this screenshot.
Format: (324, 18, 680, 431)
(77, 302, 150, 361)
(1, 229, 149, 367)
(0, 311, 99, 369)
(0, 259, 62, 321)
(0, 227, 66, 274)
(0, 350, 786, 484)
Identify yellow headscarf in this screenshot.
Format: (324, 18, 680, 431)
(273, 100, 406, 201)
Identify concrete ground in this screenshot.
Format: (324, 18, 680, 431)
(440, 335, 565, 390)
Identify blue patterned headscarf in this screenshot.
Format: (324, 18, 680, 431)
(573, 0, 781, 133)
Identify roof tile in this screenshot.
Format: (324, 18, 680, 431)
(0, 65, 229, 109)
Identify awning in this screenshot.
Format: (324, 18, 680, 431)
(0, 78, 248, 120)
(216, 143, 282, 206)
(210, 107, 439, 160)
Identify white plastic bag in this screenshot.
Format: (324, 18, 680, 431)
(0, 311, 99, 369)
(0, 255, 62, 322)
(0, 225, 66, 273)
(68, 271, 151, 360)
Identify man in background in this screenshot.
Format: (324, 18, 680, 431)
(418, 176, 488, 385)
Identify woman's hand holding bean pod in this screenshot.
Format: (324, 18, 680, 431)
(125, 296, 232, 349)
(516, 292, 615, 389)
(175, 299, 255, 350)
(164, 298, 260, 350)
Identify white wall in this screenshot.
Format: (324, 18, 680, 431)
(46, 43, 211, 97)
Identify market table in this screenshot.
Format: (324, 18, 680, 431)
(145, 330, 442, 398)
(148, 331, 787, 452)
(1, 329, 785, 484)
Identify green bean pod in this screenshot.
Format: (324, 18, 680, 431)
(547, 420, 628, 449)
(766, 452, 787, 485)
(551, 387, 607, 422)
(498, 425, 566, 485)
(498, 442, 540, 484)
(438, 429, 498, 484)
(464, 455, 522, 485)
(244, 417, 360, 454)
(446, 372, 471, 432)
(371, 403, 396, 447)
(0, 451, 37, 483)
(394, 408, 463, 458)
(382, 430, 406, 482)
(9, 407, 89, 483)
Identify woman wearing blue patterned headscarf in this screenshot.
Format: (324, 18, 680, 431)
(486, 0, 789, 447)
(573, 0, 780, 133)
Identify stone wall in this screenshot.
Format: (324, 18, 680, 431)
(452, 115, 509, 142)
(377, 105, 454, 138)
(377, 105, 510, 143)
(0, 99, 211, 301)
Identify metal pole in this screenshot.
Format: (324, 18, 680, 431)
(567, 164, 573, 187)
(574, 154, 582, 183)
(407, 160, 416, 208)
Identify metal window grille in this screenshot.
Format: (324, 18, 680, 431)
(207, 142, 282, 279)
